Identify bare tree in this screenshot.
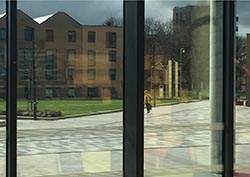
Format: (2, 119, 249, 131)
(235, 35, 247, 98)
(103, 16, 123, 27)
(145, 17, 192, 88)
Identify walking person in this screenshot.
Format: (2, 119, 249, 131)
(144, 90, 152, 113)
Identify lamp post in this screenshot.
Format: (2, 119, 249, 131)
(25, 26, 37, 120)
(179, 48, 185, 99)
(150, 42, 157, 107)
(151, 65, 156, 107)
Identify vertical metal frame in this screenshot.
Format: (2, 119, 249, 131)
(223, 1, 235, 177)
(6, 0, 17, 177)
(123, 0, 144, 177)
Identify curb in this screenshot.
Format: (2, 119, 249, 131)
(0, 100, 203, 121)
(0, 109, 123, 121)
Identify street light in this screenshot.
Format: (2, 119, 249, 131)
(150, 65, 156, 107)
(179, 48, 185, 99)
(25, 26, 37, 120)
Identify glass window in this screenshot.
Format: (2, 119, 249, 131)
(109, 68, 116, 80)
(109, 50, 116, 62)
(88, 69, 95, 80)
(0, 48, 6, 64)
(45, 88, 53, 98)
(0, 67, 6, 80)
(144, 1, 223, 176)
(88, 50, 96, 66)
(66, 49, 76, 66)
(67, 49, 76, 60)
(88, 31, 96, 43)
(45, 50, 56, 68)
(15, 1, 123, 177)
(106, 32, 116, 48)
(46, 29, 54, 41)
(45, 69, 57, 80)
(87, 87, 98, 97)
(0, 8, 6, 176)
(19, 69, 30, 80)
(0, 28, 6, 40)
(21, 48, 32, 67)
(68, 68, 75, 80)
(68, 30, 76, 42)
(68, 88, 75, 97)
(110, 87, 116, 98)
(24, 28, 34, 41)
(235, 1, 250, 176)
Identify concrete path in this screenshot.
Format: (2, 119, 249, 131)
(0, 100, 249, 176)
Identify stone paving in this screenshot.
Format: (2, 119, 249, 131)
(0, 100, 249, 176)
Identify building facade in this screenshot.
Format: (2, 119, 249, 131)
(173, 5, 210, 98)
(0, 10, 123, 99)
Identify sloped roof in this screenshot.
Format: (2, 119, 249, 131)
(33, 13, 56, 24)
(0, 13, 6, 19)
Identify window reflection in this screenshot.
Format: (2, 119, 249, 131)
(144, 1, 223, 176)
(14, 1, 123, 176)
(0, 28, 5, 40)
(0, 5, 6, 177)
(235, 1, 250, 175)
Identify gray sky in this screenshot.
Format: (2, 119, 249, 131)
(0, 0, 250, 35)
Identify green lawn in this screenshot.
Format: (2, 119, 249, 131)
(0, 98, 179, 116)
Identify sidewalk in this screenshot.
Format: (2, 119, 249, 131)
(1, 100, 250, 177)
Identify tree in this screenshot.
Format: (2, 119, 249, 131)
(144, 17, 192, 89)
(235, 35, 247, 96)
(103, 16, 123, 27)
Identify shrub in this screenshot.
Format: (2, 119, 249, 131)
(17, 110, 63, 117)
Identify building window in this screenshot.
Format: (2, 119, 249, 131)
(45, 50, 56, 68)
(0, 48, 6, 64)
(0, 28, 6, 40)
(21, 48, 32, 67)
(88, 50, 96, 66)
(109, 50, 116, 62)
(175, 13, 179, 24)
(68, 69, 75, 80)
(68, 88, 75, 97)
(0, 67, 6, 80)
(24, 28, 34, 41)
(88, 31, 96, 43)
(87, 87, 98, 97)
(66, 49, 76, 65)
(45, 88, 54, 98)
(110, 87, 116, 98)
(0, 48, 6, 79)
(19, 69, 30, 80)
(46, 29, 54, 41)
(67, 50, 76, 60)
(68, 30, 76, 42)
(109, 68, 116, 80)
(180, 13, 183, 22)
(88, 69, 96, 80)
(45, 69, 57, 80)
(106, 32, 116, 48)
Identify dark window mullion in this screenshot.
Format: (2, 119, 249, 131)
(123, 1, 144, 177)
(223, 1, 235, 177)
(6, 0, 17, 177)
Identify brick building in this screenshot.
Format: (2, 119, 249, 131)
(0, 10, 123, 99)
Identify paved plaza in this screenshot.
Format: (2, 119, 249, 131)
(0, 100, 250, 176)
